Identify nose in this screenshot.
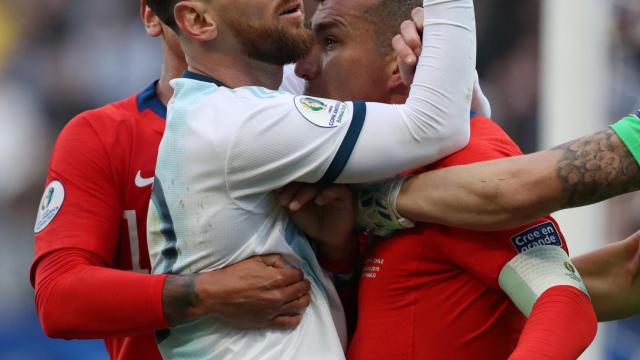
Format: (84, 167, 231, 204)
(295, 44, 322, 81)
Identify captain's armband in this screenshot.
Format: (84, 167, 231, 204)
(499, 245, 589, 317)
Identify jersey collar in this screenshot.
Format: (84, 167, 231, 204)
(182, 70, 228, 87)
(136, 80, 167, 119)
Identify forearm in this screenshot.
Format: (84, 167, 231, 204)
(573, 234, 640, 321)
(397, 150, 563, 230)
(336, 0, 475, 183)
(510, 286, 597, 360)
(398, 128, 640, 231)
(34, 249, 169, 339)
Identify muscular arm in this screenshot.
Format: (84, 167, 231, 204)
(397, 128, 640, 231)
(572, 231, 640, 321)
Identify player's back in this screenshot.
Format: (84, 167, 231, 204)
(349, 117, 567, 360)
(147, 76, 346, 359)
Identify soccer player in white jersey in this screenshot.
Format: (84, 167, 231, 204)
(145, 0, 476, 358)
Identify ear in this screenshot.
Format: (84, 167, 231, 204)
(141, 1, 163, 37)
(174, 1, 218, 41)
(385, 56, 405, 91)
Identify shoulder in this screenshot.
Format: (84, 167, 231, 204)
(430, 116, 524, 169)
(51, 94, 145, 169)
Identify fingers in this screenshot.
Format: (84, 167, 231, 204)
(400, 19, 422, 59)
(288, 185, 321, 211)
(269, 314, 303, 329)
(275, 183, 304, 207)
(258, 253, 289, 268)
(411, 7, 424, 32)
(394, 34, 417, 87)
(278, 292, 311, 315)
(315, 185, 352, 208)
(277, 279, 311, 302)
(275, 183, 322, 211)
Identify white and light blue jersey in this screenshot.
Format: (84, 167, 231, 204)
(148, 1, 478, 357)
(147, 71, 366, 360)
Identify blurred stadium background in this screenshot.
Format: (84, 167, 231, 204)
(0, 0, 638, 358)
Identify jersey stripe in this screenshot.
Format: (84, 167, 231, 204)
(318, 101, 367, 184)
(150, 177, 179, 275)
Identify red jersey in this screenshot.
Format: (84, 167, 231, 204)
(348, 116, 569, 360)
(31, 82, 166, 360)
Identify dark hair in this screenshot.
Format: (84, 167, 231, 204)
(364, 0, 422, 55)
(146, 0, 181, 32)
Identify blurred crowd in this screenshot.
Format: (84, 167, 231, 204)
(0, 0, 638, 358)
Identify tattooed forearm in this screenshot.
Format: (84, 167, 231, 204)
(554, 129, 640, 208)
(162, 274, 201, 326)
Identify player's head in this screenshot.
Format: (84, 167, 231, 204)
(146, 0, 314, 66)
(296, 0, 420, 103)
(140, 0, 186, 66)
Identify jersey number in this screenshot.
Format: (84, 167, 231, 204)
(123, 210, 147, 273)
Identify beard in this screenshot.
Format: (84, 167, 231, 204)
(225, 15, 314, 66)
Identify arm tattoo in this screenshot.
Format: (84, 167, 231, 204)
(162, 274, 201, 326)
(554, 129, 640, 207)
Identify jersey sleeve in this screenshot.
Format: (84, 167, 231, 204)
(610, 113, 640, 167)
(224, 0, 476, 195)
(32, 113, 123, 279)
(225, 91, 367, 200)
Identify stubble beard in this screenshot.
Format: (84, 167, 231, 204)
(225, 16, 314, 66)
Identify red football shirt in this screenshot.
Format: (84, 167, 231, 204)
(348, 116, 569, 360)
(31, 82, 166, 360)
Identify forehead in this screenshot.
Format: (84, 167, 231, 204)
(311, 0, 376, 32)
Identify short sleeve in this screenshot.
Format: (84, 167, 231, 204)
(225, 90, 366, 202)
(33, 114, 123, 270)
(610, 114, 640, 167)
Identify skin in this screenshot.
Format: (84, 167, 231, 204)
(393, 7, 640, 231)
(282, 2, 640, 322)
(295, 0, 405, 103)
(140, 2, 311, 329)
(173, 0, 312, 89)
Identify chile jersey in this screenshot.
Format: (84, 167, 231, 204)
(348, 116, 572, 360)
(32, 82, 167, 360)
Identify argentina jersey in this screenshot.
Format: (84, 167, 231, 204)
(147, 71, 366, 360)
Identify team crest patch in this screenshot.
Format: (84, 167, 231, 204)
(34, 180, 65, 233)
(511, 221, 562, 253)
(294, 96, 348, 128)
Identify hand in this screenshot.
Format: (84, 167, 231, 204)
(392, 7, 424, 86)
(276, 183, 356, 261)
(572, 230, 640, 321)
(392, 7, 492, 118)
(163, 254, 311, 329)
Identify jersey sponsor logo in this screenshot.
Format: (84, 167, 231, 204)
(34, 180, 65, 233)
(510, 221, 562, 253)
(294, 96, 348, 128)
(135, 170, 155, 188)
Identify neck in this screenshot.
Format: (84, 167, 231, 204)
(185, 45, 284, 90)
(157, 43, 188, 105)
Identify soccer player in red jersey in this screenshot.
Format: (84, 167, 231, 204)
(31, 3, 312, 359)
(287, 1, 627, 358)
